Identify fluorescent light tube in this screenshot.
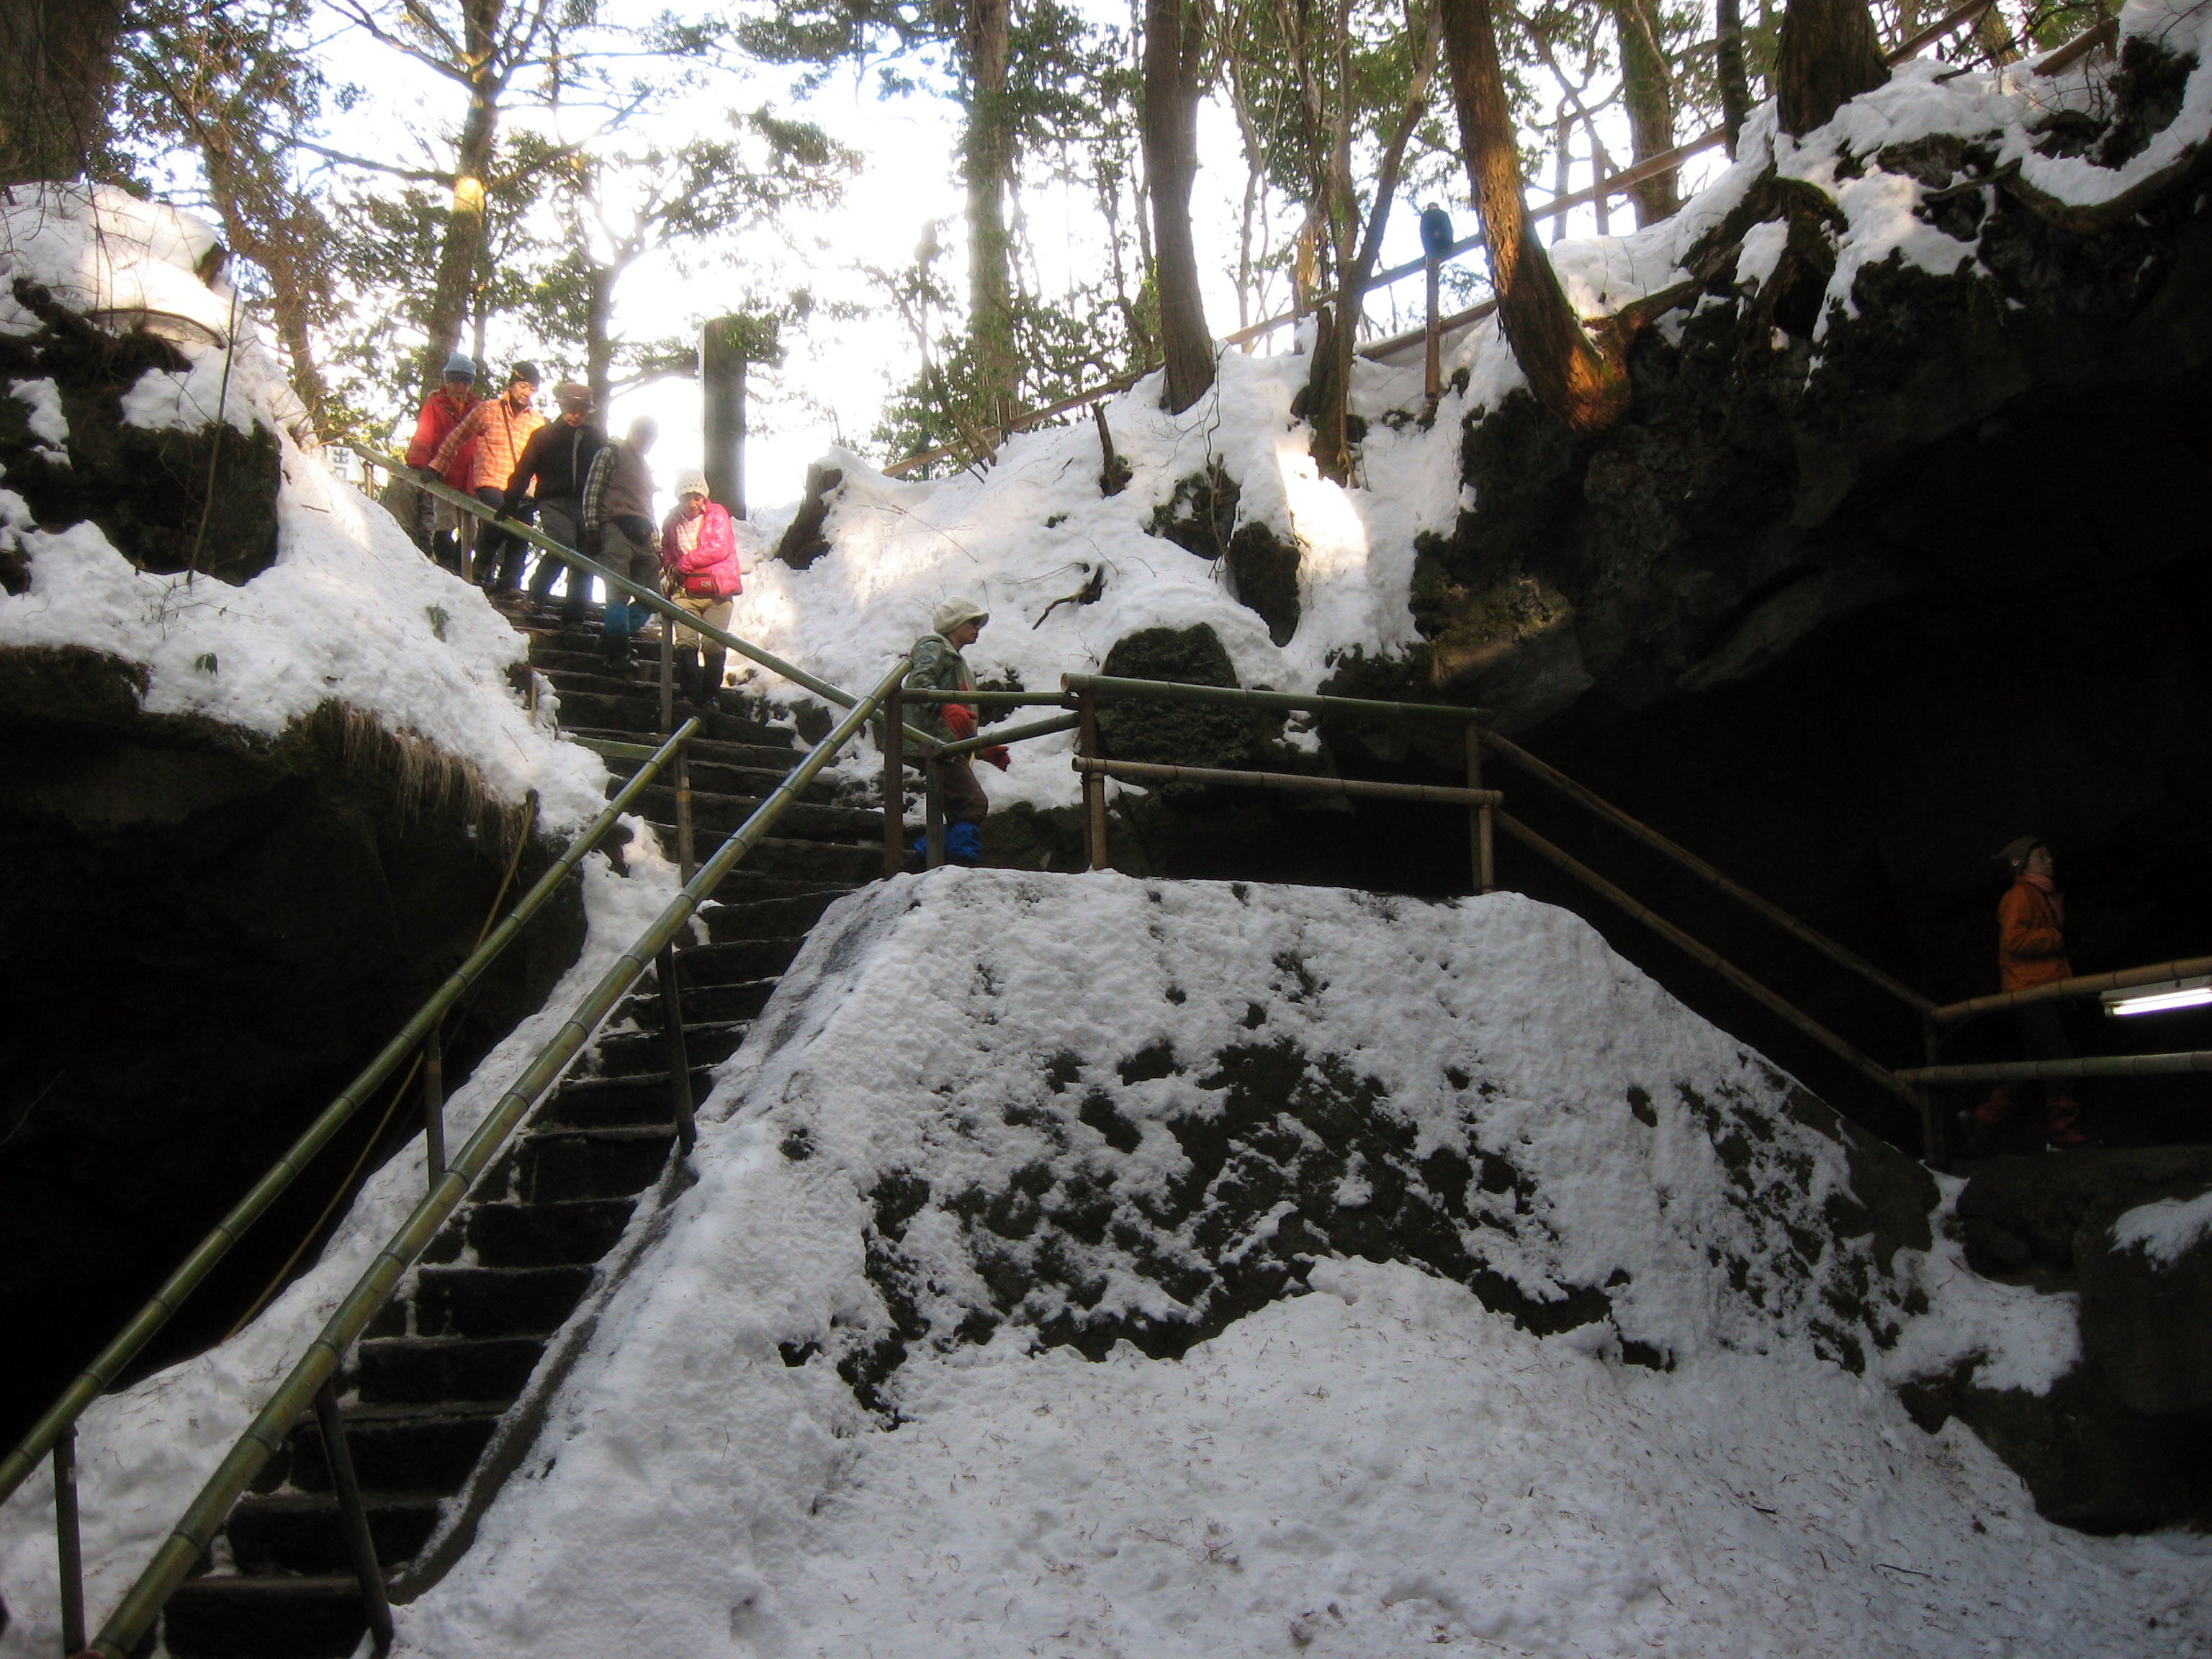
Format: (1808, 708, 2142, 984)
(2103, 977, 2212, 1017)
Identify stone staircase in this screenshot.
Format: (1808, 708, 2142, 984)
(160, 606, 884, 1656)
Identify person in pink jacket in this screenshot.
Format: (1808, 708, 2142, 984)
(658, 469, 747, 706)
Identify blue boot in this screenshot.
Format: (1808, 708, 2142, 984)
(945, 822, 984, 866)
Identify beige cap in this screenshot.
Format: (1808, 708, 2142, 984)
(675, 468, 709, 499)
(933, 596, 989, 635)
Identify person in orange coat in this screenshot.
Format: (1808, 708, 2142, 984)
(1974, 837, 2086, 1147)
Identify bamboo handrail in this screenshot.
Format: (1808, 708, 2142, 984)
(0, 725, 699, 1514)
(1480, 730, 1936, 1017)
(1930, 955, 2212, 1027)
(1899, 1050, 2212, 1085)
(1076, 755, 1502, 807)
(1495, 811, 1920, 1109)
(350, 444, 938, 751)
(78, 662, 910, 1659)
(899, 688, 1075, 706)
(1063, 671, 1486, 724)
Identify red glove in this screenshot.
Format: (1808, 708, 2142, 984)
(981, 745, 1011, 771)
(943, 703, 977, 740)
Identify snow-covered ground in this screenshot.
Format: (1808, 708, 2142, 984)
(361, 872, 2209, 1657)
(0, 183, 606, 832)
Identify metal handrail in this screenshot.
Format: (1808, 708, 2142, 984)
(1478, 728, 1937, 1017)
(1063, 670, 1487, 724)
(350, 444, 939, 751)
(77, 660, 909, 1659)
(0, 720, 698, 1514)
(1930, 954, 2212, 1027)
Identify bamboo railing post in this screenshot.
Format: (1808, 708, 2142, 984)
(55, 1427, 84, 1655)
(1424, 249, 1442, 408)
(1077, 693, 1106, 871)
(421, 1022, 446, 1187)
(312, 1380, 392, 1653)
(883, 688, 906, 876)
(925, 763, 946, 870)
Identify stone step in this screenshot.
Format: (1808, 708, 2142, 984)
(225, 1490, 443, 1577)
(554, 691, 789, 750)
(539, 1071, 715, 1130)
(467, 1196, 638, 1267)
(415, 1263, 595, 1340)
(700, 887, 851, 941)
(353, 1334, 546, 1406)
(569, 724, 808, 776)
(603, 749, 834, 804)
(590, 1018, 749, 1075)
(634, 832, 880, 888)
(630, 784, 881, 844)
(675, 936, 808, 985)
(698, 868, 866, 906)
(547, 675, 791, 744)
(165, 1573, 371, 1659)
(513, 1125, 676, 1203)
(282, 1401, 508, 1495)
(618, 976, 779, 1033)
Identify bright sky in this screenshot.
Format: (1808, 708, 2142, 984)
(300, 1, 1725, 512)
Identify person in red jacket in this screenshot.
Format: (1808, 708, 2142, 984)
(403, 351, 478, 572)
(430, 361, 546, 583)
(1974, 837, 2086, 1148)
(658, 469, 747, 706)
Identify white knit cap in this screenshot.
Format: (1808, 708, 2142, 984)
(932, 596, 989, 635)
(674, 469, 709, 499)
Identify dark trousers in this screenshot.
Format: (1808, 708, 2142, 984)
(2017, 1003, 2077, 1111)
(508, 498, 582, 604)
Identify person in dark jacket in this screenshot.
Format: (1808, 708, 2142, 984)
(496, 382, 606, 610)
(582, 416, 661, 669)
(1972, 836, 2086, 1148)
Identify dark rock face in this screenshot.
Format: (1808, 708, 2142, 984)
(1097, 624, 1281, 770)
(0, 646, 585, 1452)
(0, 278, 280, 588)
(821, 967, 1935, 1415)
(1907, 1149, 2212, 1531)
(1143, 467, 1303, 644)
(773, 462, 843, 570)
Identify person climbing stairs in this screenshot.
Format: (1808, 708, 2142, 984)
(154, 603, 882, 1658)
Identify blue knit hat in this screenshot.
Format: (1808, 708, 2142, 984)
(443, 351, 476, 381)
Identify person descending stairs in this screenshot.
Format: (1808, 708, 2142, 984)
(158, 601, 883, 1658)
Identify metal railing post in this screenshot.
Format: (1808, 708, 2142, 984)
(311, 1380, 392, 1654)
(1077, 693, 1105, 871)
(657, 617, 675, 734)
(925, 763, 946, 870)
(675, 747, 696, 884)
(1467, 722, 1493, 894)
(882, 688, 906, 877)
(660, 943, 696, 1154)
(55, 1427, 84, 1656)
(421, 1022, 445, 1187)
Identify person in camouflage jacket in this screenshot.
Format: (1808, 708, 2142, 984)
(904, 596, 1008, 864)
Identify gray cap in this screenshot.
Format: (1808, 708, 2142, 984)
(1996, 835, 2046, 871)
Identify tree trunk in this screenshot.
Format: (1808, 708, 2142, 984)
(0, 0, 127, 184)
(586, 261, 616, 415)
(423, 0, 504, 392)
(1714, 0, 1753, 156)
(1310, 4, 1436, 481)
(1775, 0, 1889, 137)
(962, 0, 1017, 429)
(1610, 0, 1678, 225)
(1437, 0, 1629, 432)
(1142, 0, 1214, 413)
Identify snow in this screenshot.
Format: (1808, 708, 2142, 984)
(733, 0, 2212, 819)
(0, 184, 607, 834)
(2113, 1188, 2212, 1269)
(346, 871, 2208, 1658)
(0, 833, 686, 1659)
(8, 377, 66, 453)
